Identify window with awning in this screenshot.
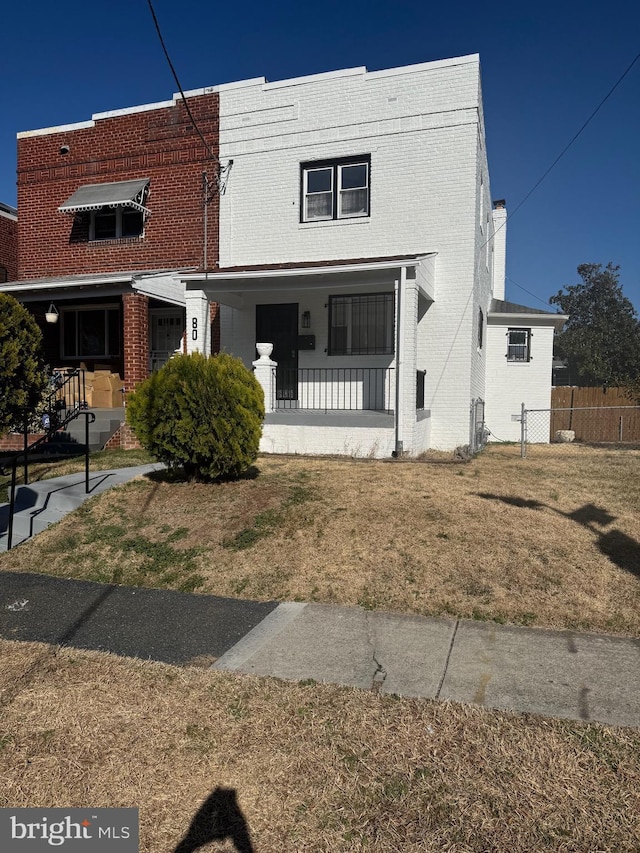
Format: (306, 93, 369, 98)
(58, 179, 150, 240)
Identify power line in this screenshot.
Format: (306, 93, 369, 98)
(505, 275, 555, 309)
(145, 0, 219, 172)
(507, 51, 640, 221)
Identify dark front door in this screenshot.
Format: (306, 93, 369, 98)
(256, 303, 299, 400)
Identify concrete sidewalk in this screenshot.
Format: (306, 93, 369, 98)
(1, 570, 638, 729)
(213, 602, 640, 728)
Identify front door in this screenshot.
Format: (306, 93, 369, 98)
(150, 310, 186, 372)
(256, 303, 298, 400)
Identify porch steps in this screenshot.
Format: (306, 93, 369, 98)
(38, 408, 126, 457)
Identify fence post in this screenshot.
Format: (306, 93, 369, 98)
(520, 403, 526, 459)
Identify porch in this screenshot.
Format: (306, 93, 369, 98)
(182, 256, 435, 458)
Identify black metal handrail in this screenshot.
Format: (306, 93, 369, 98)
(5, 369, 95, 550)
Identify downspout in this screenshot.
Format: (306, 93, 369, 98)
(393, 270, 405, 456)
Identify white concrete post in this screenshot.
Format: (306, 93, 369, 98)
(396, 267, 418, 454)
(252, 342, 277, 414)
(185, 289, 211, 355)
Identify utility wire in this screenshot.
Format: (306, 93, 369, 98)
(480, 52, 640, 307)
(145, 0, 219, 171)
(507, 51, 640, 222)
(505, 275, 554, 308)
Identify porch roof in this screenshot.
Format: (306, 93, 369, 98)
(182, 254, 436, 302)
(0, 269, 188, 307)
(488, 298, 567, 331)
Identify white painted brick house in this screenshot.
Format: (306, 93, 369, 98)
(184, 54, 565, 456)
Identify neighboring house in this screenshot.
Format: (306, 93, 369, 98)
(182, 55, 565, 455)
(0, 201, 17, 283)
(0, 90, 220, 389)
(1, 52, 565, 455)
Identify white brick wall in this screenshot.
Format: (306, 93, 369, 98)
(485, 321, 556, 443)
(213, 55, 500, 451)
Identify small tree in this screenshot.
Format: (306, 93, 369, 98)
(0, 294, 48, 434)
(550, 263, 640, 387)
(126, 352, 265, 481)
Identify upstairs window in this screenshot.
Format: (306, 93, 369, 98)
(301, 156, 370, 222)
(507, 328, 531, 362)
(59, 178, 150, 242)
(90, 206, 144, 240)
(477, 308, 484, 350)
(329, 293, 394, 356)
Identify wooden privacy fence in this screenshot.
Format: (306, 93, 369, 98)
(550, 387, 640, 443)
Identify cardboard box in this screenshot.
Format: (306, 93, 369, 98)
(88, 372, 124, 408)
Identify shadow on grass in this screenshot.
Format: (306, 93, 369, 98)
(173, 786, 254, 853)
(146, 465, 261, 485)
(476, 493, 640, 580)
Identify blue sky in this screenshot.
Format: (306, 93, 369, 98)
(2, 0, 638, 309)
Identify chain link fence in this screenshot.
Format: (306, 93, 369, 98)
(470, 398, 487, 454)
(521, 404, 640, 458)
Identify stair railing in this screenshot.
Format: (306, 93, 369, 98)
(5, 369, 96, 550)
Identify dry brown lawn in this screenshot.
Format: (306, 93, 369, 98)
(1, 639, 638, 852)
(2, 443, 639, 636)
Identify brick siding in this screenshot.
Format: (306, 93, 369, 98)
(17, 93, 220, 279)
(0, 212, 18, 281)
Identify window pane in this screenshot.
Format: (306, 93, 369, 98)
(121, 208, 143, 237)
(306, 168, 332, 193)
(329, 294, 393, 355)
(94, 209, 116, 239)
(62, 312, 77, 357)
(107, 309, 120, 356)
(340, 164, 367, 190)
(306, 193, 333, 220)
(340, 188, 369, 217)
(78, 310, 106, 356)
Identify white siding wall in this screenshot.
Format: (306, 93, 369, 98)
(485, 322, 556, 443)
(217, 56, 484, 450)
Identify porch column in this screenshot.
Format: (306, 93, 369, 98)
(122, 293, 150, 389)
(185, 289, 211, 355)
(395, 268, 418, 455)
(252, 343, 276, 414)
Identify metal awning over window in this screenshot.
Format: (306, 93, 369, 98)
(58, 178, 150, 215)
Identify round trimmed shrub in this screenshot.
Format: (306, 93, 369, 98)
(126, 352, 265, 481)
(0, 293, 47, 434)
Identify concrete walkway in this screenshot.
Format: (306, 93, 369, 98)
(0, 464, 164, 550)
(0, 467, 638, 728)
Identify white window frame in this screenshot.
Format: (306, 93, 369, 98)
(301, 156, 370, 223)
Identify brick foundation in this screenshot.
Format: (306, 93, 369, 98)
(103, 421, 143, 450)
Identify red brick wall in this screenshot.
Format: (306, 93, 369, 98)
(122, 293, 149, 389)
(0, 212, 18, 281)
(17, 93, 219, 279)
(104, 422, 142, 451)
